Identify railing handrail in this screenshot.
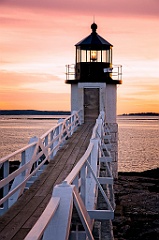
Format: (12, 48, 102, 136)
(65, 142, 94, 184)
(24, 197, 60, 240)
(0, 142, 36, 165)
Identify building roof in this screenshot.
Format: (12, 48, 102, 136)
(75, 23, 113, 50)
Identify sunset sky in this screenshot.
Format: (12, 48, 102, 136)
(0, 0, 159, 114)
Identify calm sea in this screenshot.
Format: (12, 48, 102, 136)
(0, 115, 158, 172)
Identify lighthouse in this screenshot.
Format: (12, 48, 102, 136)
(66, 23, 122, 177)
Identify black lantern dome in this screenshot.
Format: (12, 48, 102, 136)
(66, 23, 122, 84)
(75, 23, 112, 50)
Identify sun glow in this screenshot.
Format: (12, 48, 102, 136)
(0, 2, 159, 113)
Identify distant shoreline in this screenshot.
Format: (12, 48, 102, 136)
(0, 110, 158, 116)
(121, 112, 159, 116)
(0, 110, 71, 115)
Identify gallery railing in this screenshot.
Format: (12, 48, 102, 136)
(66, 64, 122, 81)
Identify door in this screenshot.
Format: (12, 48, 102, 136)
(84, 88, 99, 122)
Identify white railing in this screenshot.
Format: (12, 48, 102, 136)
(25, 111, 115, 240)
(66, 64, 122, 81)
(0, 110, 82, 215)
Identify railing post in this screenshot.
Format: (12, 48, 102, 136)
(58, 118, 64, 135)
(52, 119, 63, 157)
(81, 109, 84, 124)
(43, 135, 49, 161)
(71, 111, 76, 135)
(43, 181, 74, 240)
(96, 118, 102, 140)
(52, 128, 58, 157)
(100, 110, 105, 122)
(8, 137, 38, 208)
(73, 176, 79, 190)
(80, 163, 86, 204)
(86, 138, 99, 211)
(1, 161, 9, 215)
(50, 130, 54, 159)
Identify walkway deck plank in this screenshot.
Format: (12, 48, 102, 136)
(0, 123, 94, 240)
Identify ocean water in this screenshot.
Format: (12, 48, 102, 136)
(118, 116, 159, 172)
(0, 115, 61, 158)
(0, 115, 158, 172)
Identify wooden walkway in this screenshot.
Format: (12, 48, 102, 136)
(0, 123, 94, 240)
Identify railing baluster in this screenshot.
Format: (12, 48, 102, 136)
(50, 130, 54, 159)
(73, 176, 78, 190)
(43, 135, 48, 161)
(80, 163, 86, 203)
(21, 150, 26, 176)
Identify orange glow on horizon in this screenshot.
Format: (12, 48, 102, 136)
(0, 2, 159, 114)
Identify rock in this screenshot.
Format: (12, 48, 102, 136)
(113, 168, 159, 239)
(120, 224, 130, 234)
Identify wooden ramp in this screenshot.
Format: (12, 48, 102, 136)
(0, 123, 94, 240)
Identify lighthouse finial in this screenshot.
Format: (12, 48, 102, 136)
(91, 22, 97, 33)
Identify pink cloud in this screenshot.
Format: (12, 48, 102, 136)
(0, 71, 61, 87)
(1, 0, 159, 17)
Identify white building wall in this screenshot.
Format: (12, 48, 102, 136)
(105, 84, 117, 123)
(71, 82, 118, 178)
(71, 84, 83, 112)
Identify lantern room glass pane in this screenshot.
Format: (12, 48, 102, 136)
(90, 50, 97, 61)
(102, 50, 112, 63)
(97, 51, 102, 62)
(89, 50, 102, 62)
(76, 48, 81, 63)
(81, 50, 86, 62)
(102, 50, 106, 62)
(106, 50, 110, 63)
(86, 50, 90, 62)
(110, 48, 112, 64)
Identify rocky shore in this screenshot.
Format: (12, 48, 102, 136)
(113, 168, 159, 240)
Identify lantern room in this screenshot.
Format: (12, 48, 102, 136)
(66, 23, 122, 84)
(75, 23, 113, 82)
(76, 23, 112, 63)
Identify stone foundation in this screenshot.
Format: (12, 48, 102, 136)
(106, 123, 118, 179)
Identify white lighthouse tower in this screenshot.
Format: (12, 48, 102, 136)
(65, 23, 122, 177)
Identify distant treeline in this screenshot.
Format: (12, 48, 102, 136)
(0, 110, 71, 115)
(122, 112, 159, 116)
(1, 110, 158, 116)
